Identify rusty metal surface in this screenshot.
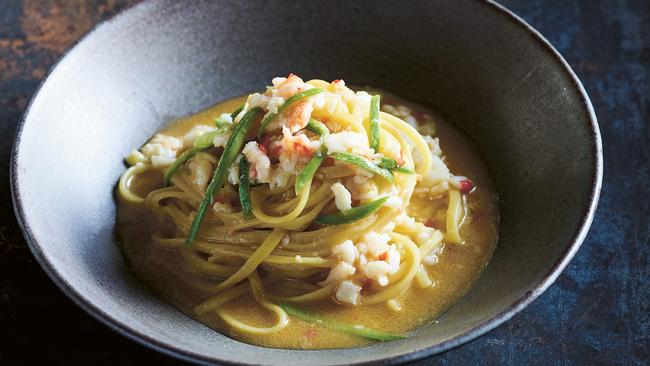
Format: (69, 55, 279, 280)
(0, 1, 647, 365)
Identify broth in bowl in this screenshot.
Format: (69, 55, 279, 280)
(116, 75, 498, 349)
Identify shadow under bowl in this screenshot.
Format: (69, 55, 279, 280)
(11, 0, 602, 365)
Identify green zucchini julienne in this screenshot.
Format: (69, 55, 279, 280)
(186, 107, 264, 245)
(214, 117, 232, 129)
(193, 129, 222, 149)
(258, 88, 324, 138)
(393, 166, 415, 174)
(238, 156, 253, 219)
(294, 119, 330, 195)
(280, 302, 405, 341)
(166, 104, 246, 188)
(305, 118, 330, 137)
(329, 152, 393, 182)
(230, 104, 244, 120)
(315, 196, 389, 225)
(369, 95, 381, 151)
(294, 150, 326, 195)
(378, 157, 414, 174)
(163, 147, 208, 186)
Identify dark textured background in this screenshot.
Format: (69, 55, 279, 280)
(0, 1, 647, 365)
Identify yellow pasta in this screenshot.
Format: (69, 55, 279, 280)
(116, 75, 496, 348)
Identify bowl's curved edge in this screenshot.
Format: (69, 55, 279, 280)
(9, 0, 603, 365)
(8, 2, 232, 366)
(376, 1, 604, 365)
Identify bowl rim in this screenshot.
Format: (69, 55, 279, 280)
(10, 0, 603, 365)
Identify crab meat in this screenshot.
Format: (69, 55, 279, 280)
(332, 240, 359, 264)
(335, 280, 361, 305)
(273, 130, 320, 173)
(323, 131, 373, 155)
(330, 182, 352, 211)
(281, 100, 314, 133)
(272, 74, 312, 99)
(183, 125, 213, 148)
(188, 154, 213, 191)
(141, 134, 182, 162)
(359, 232, 391, 259)
(242, 141, 272, 183)
(212, 202, 234, 213)
(319, 262, 356, 286)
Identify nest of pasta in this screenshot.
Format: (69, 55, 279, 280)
(118, 74, 474, 339)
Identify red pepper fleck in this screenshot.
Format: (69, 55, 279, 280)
(258, 142, 268, 155)
(459, 179, 475, 194)
(411, 110, 428, 122)
(396, 152, 406, 166)
(361, 277, 373, 291)
(382, 97, 398, 105)
(378, 252, 388, 261)
(304, 329, 317, 339)
(425, 219, 438, 228)
(271, 145, 282, 159)
(214, 195, 228, 204)
(322, 156, 335, 167)
(295, 142, 313, 156)
(261, 135, 282, 161)
(470, 212, 484, 228)
(260, 135, 272, 152)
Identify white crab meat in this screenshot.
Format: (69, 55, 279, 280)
(335, 280, 362, 305)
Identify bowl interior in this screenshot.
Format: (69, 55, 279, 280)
(12, 1, 600, 365)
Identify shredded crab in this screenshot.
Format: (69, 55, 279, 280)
(281, 100, 314, 133)
(272, 74, 310, 99)
(271, 128, 320, 173)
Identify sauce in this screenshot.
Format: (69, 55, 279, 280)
(116, 91, 498, 349)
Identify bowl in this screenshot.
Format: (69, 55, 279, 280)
(10, 0, 602, 364)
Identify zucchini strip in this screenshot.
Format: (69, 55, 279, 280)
(295, 150, 326, 195)
(280, 302, 405, 341)
(378, 156, 414, 174)
(163, 147, 207, 185)
(305, 118, 330, 137)
(238, 156, 253, 218)
(193, 129, 222, 149)
(230, 104, 244, 120)
(186, 107, 263, 244)
(295, 119, 330, 195)
(258, 88, 324, 137)
(369, 95, 381, 151)
(329, 152, 393, 182)
(315, 196, 389, 225)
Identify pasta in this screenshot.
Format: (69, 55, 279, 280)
(116, 75, 498, 349)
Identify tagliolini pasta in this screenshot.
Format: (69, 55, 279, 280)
(116, 75, 498, 349)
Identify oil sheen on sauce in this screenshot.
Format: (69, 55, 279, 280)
(116, 91, 499, 350)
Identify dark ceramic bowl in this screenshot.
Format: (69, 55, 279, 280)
(11, 0, 602, 365)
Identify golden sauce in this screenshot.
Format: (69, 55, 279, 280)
(116, 92, 498, 349)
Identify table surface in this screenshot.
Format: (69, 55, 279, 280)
(1, 1, 648, 365)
